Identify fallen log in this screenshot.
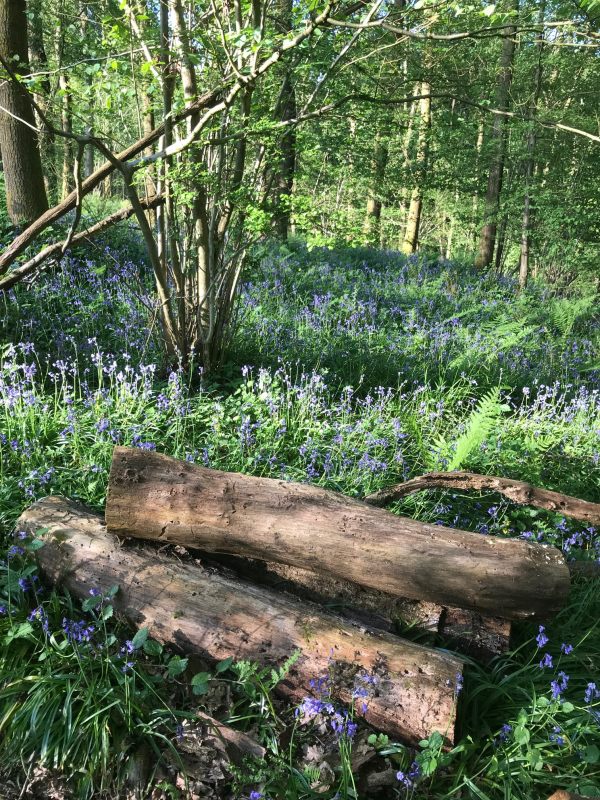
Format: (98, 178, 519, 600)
(106, 448, 570, 621)
(363, 471, 600, 526)
(18, 496, 464, 745)
(206, 553, 511, 662)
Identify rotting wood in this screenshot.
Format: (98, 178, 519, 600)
(106, 448, 570, 621)
(363, 471, 600, 526)
(205, 553, 510, 662)
(18, 496, 464, 745)
(196, 713, 266, 766)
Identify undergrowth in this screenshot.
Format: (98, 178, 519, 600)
(0, 243, 598, 798)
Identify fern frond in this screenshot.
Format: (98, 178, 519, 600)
(430, 388, 505, 471)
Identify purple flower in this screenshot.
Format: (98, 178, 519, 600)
(7, 546, 25, 560)
(62, 618, 95, 644)
(18, 577, 30, 591)
(561, 643, 573, 655)
(499, 723, 512, 742)
(89, 587, 102, 597)
(536, 625, 549, 648)
(584, 682, 599, 704)
(454, 672, 464, 695)
(249, 792, 263, 800)
(28, 606, 49, 634)
(396, 761, 421, 788)
(0, 605, 7, 615)
(539, 653, 553, 670)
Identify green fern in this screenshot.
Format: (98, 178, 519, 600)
(548, 296, 596, 340)
(431, 387, 506, 471)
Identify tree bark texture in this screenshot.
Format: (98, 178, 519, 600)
(18, 496, 463, 745)
(363, 471, 600, 526)
(106, 448, 570, 621)
(0, 0, 49, 225)
(203, 552, 511, 663)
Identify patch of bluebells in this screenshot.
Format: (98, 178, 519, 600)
(62, 618, 95, 644)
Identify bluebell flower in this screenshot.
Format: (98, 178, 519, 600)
(539, 653, 553, 669)
(561, 643, 573, 655)
(536, 625, 549, 648)
(584, 682, 599, 704)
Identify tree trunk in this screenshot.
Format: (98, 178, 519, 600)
(18, 496, 463, 745)
(519, 5, 545, 289)
(27, 0, 56, 201)
(59, 73, 73, 200)
(106, 448, 570, 621)
(270, 0, 296, 240)
(363, 135, 388, 245)
(402, 82, 431, 255)
(475, 0, 518, 269)
(0, 0, 49, 225)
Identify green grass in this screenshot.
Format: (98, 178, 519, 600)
(0, 243, 598, 798)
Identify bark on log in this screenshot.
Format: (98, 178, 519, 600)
(206, 553, 511, 662)
(363, 471, 600, 526)
(18, 496, 463, 745)
(106, 448, 570, 621)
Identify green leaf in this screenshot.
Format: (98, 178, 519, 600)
(514, 725, 530, 746)
(143, 639, 163, 657)
(167, 656, 188, 678)
(5, 622, 33, 643)
(101, 604, 113, 621)
(560, 701, 574, 713)
(191, 672, 211, 695)
(215, 656, 233, 673)
(25, 538, 45, 552)
(582, 745, 600, 764)
(131, 627, 149, 649)
(82, 595, 102, 612)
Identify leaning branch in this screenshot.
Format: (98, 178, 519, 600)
(0, 195, 164, 291)
(0, 87, 224, 277)
(363, 471, 600, 526)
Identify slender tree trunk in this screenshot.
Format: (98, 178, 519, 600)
(0, 0, 49, 225)
(59, 73, 73, 200)
(471, 118, 485, 243)
(269, 0, 296, 239)
(519, 5, 545, 289)
(402, 82, 431, 254)
(28, 0, 56, 201)
(475, 0, 518, 269)
(363, 134, 388, 244)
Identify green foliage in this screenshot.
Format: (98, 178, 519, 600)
(0, 245, 599, 797)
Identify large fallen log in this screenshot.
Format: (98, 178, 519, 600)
(106, 448, 570, 621)
(18, 496, 464, 745)
(363, 471, 600, 526)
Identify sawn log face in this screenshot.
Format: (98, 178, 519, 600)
(106, 448, 570, 621)
(18, 496, 463, 745)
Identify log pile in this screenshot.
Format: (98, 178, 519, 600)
(17, 448, 577, 746)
